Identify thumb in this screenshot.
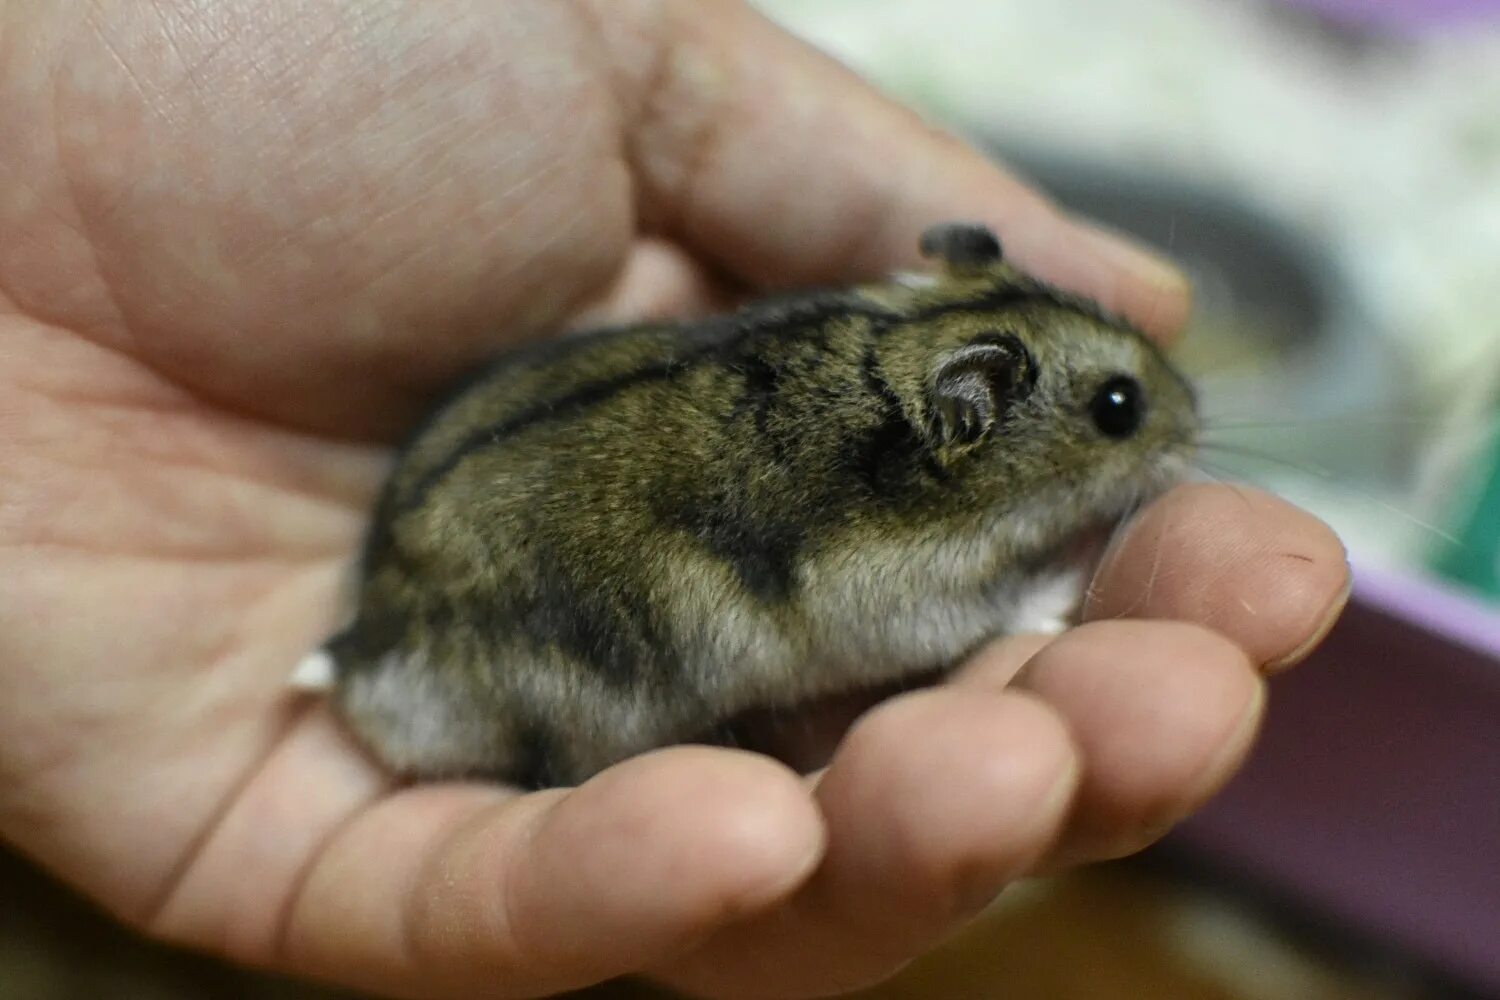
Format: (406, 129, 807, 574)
(609, 0, 1191, 341)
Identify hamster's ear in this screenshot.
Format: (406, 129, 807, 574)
(919, 222, 1003, 270)
(930, 333, 1035, 445)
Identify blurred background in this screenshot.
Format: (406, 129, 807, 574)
(760, 0, 1500, 583)
(5, 0, 1499, 998)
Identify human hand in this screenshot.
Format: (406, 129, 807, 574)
(0, 1, 1348, 997)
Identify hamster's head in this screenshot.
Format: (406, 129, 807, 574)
(879, 223, 1200, 557)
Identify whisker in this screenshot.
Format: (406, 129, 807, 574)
(1189, 462, 1257, 514)
(1199, 415, 1444, 433)
(1110, 499, 1174, 620)
(1087, 488, 1148, 607)
(1195, 441, 1339, 476)
(1195, 443, 1461, 545)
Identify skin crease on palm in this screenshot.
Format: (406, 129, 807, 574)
(0, 1, 1350, 998)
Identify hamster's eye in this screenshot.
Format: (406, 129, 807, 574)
(1090, 376, 1145, 439)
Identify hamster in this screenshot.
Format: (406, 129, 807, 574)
(294, 222, 1200, 788)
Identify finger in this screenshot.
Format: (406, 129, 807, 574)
(279, 746, 823, 999)
(620, 0, 1190, 341)
(1086, 483, 1351, 671)
(961, 622, 1263, 868)
(567, 236, 740, 331)
(948, 632, 1053, 688)
(657, 688, 1079, 998)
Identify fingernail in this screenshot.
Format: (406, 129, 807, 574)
(952, 756, 1080, 917)
(1265, 575, 1353, 674)
(1195, 679, 1267, 802)
(1081, 680, 1267, 867)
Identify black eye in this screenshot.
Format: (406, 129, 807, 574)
(1090, 376, 1145, 439)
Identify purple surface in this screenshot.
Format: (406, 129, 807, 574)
(1279, 0, 1500, 30)
(1167, 569, 1500, 992)
(1355, 562, 1500, 660)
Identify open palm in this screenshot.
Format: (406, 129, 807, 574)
(0, 3, 1348, 997)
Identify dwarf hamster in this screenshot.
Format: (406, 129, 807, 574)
(295, 223, 1199, 788)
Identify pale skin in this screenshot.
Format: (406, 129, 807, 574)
(0, 1, 1350, 997)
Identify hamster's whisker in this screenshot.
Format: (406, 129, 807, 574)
(1196, 441, 1340, 476)
(1081, 499, 1145, 609)
(1107, 501, 1175, 620)
(1195, 444, 1461, 545)
(1188, 462, 1257, 514)
(1139, 515, 1170, 617)
(1197, 418, 1447, 440)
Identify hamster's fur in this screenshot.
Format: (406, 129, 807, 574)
(304, 223, 1199, 787)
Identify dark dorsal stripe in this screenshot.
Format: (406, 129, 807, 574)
(883, 282, 1104, 332)
(397, 354, 703, 516)
(395, 281, 1112, 516)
